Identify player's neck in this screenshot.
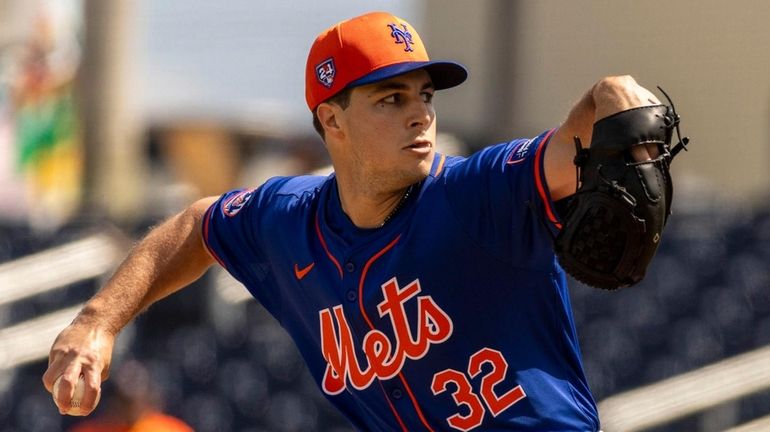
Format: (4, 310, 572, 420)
(336, 181, 413, 229)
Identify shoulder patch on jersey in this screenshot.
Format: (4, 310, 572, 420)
(506, 139, 533, 165)
(223, 189, 255, 217)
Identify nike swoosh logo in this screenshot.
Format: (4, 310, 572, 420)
(294, 262, 315, 280)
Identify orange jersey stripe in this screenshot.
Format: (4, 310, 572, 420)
(358, 235, 401, 330)
(202, 206, 227, 268)
(533, 129, 562, 230)
(315, 213, 343, 277)
(435, 153, 446, 176)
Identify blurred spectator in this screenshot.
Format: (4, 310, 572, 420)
(5, 7, 83, 230)
(68, 360, 191, 432)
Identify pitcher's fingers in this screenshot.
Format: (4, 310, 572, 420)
(77, 365, 103, 415)
(43, 347, 77, 393)
(43, 335, 79, 392)
(42, 357, 62, 392)
(54, 363, 83, 413)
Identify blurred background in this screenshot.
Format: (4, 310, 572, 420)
(1, 0, 769, 431)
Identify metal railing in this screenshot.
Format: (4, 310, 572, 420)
(599, 344, 770, 431)
(0, 232, 125, 369)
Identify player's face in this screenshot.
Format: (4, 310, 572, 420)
(338, 69, 437, 191)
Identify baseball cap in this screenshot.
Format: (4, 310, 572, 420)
(305, 11, 468, 111)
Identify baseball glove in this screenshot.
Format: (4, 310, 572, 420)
(554, 88, 689, 290)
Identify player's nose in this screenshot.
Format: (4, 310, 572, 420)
(407, 98, 433, 129)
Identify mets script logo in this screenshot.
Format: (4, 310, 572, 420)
(316, 58, 336, 88)
(388, 23, 414, 52)
(319, 277, 453, 395)
(223, 189, 254, 217)
(506, 139, 533, 165)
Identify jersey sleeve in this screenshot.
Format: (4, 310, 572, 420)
(442, 128, 562, 266)
(201, 186, 280, 314)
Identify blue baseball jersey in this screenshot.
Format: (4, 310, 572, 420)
(202, 129, 600, 431)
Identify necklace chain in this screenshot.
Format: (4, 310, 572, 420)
(379, 184, 414, 227)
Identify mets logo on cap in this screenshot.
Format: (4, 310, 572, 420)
(388, 23, 414, 52)
(316, 58, 336, 88)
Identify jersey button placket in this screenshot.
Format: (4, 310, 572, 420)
(346, 290, 357, 302)
(341, 258, 365, 339)
(344, 261, 357, 301)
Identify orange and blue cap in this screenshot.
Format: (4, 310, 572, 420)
(305, 11, 468, 111)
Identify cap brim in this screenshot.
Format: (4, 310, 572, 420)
(348, 60, 468, 90)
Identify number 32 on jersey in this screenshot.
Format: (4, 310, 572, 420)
(431, 348, 526, 431)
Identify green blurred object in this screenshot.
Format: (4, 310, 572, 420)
(16, 87, 77, 169)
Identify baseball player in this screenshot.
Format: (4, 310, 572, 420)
(44, 11, 687, 431)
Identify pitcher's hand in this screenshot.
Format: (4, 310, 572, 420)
(42, 323, 115, 416)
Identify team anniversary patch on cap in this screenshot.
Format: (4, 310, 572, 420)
(316, 58, 336, 88)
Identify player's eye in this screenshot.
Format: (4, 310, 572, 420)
(422, 92, 434, 103)
(381, 94, 399, 105)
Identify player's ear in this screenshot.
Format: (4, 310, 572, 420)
(316, 102, 344, 139)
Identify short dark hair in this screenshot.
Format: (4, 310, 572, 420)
(312, 88, 352, 139)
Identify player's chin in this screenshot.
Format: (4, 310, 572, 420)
(382, 161, 429, 187)
(407, 158, 433, 183)
(390, 145, 433, 178)
(400, 147, 434, 176)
